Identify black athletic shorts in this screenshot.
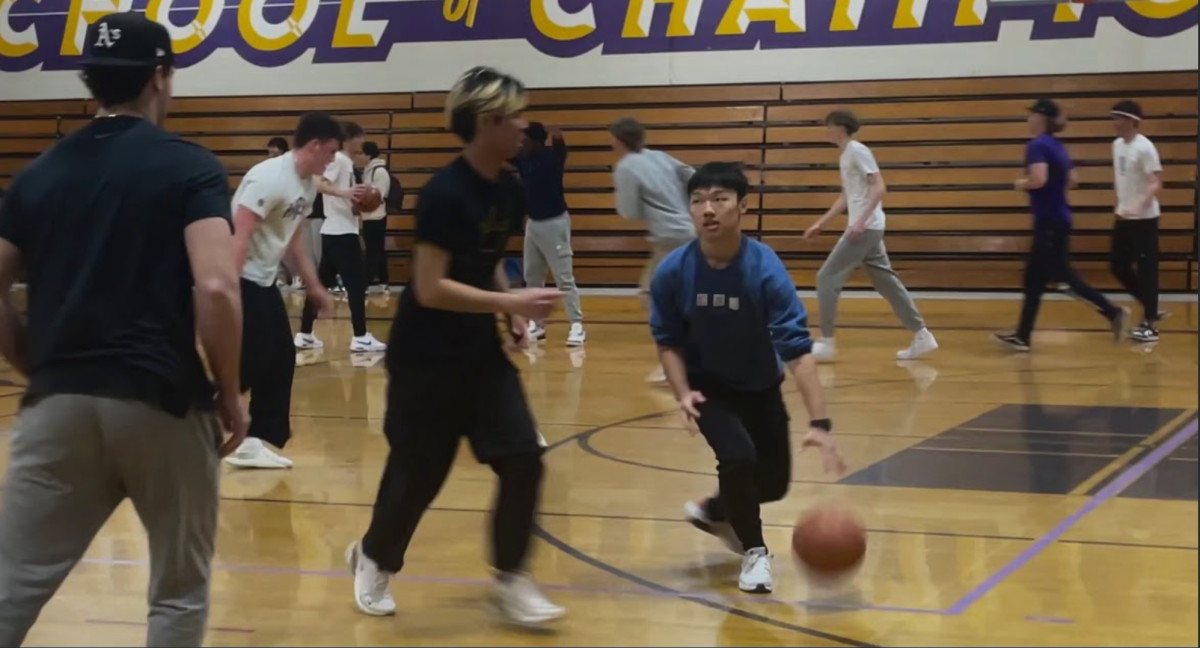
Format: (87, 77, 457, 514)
(383, 358, 542, 463)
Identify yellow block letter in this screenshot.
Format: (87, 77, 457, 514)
(953, 0, 987, 26)
(717, 0, 805, 36)
(531, 0, 596, 40)
(623, 0, 702, 38)
(334, 0, 386, 47)
(145, 0, 224, 55)
(831, 0, 865, 31)
(893, 0, 929, 29)
(1127, 0, 1197, 19)
(0, 0, 39, 57)
(238, 0, 318, 52)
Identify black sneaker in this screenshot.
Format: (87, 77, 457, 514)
(993, 333, 1030, 352)
(1129, 324, 1160, 343)
(1109, 307, 1130, 342)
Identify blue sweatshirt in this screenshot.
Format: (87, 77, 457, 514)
(649, 238, 813, 391)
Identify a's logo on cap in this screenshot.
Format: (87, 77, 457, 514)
(94, 22, 122, 49)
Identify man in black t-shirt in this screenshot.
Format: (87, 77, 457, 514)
(345, 67, 565, 626)
(0, 14, 245, 647)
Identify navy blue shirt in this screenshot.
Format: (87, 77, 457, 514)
(511, 138, 568, 221)
(1025, 134, 1073, 228)
(649, 238, 813, 392)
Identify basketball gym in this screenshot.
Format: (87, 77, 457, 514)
(0, 0, 1197, 645)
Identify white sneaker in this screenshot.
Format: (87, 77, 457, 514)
(565, 322, 586, 347)
(896, 328, 938, 360)
(527, 321, 546, 342)
(224, 437, 293, 469)
(492, 574, 565, 627)
(738, 547, 773, 594)
(646, 366, 666, 384)
(683, 500, 743, 555)
(345, 541, 396, 616)
(294, 333, 324, 350)
(812, 339, 836, 361)
(350, 333, 387, 353)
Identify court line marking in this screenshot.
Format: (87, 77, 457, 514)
(944, 417, 1199, 614)
(533, 412, 883, 646)
(555, 409, 1200, 621)
(1068, 408, 1198, 495)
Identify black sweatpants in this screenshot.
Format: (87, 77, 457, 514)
(301, 233, 367, 337)
(692, 375, 792, 553)
(1110, 217, 1160, 324)
(1017, 224, 1119, 341)
(239, 279, 296, 448)
(361, 359, 545, 574)
(362, 219, 390, 286)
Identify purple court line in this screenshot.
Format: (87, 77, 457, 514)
(945, 417, 1199, 615)
(77, 556, 939, 615)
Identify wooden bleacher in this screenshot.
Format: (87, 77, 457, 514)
(1, 71, 1196, 292)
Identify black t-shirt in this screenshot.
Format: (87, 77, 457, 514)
(0, 115, 232, 416)
(388, 157, 524, 367)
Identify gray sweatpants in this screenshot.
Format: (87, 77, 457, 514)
(0, 395, 221, 647)
(816, 229, 925, 339)
(524, 213, 583, 323)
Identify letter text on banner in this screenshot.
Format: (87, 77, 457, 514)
(146, 0, 224, 55)
(334, 0, 386, 47)
(531, 0, 596, 40)
(623, 0, 703, 38)
(238, 0, 319, 52)
(0, 0, 38, 57)
(716, 0, 805, 36)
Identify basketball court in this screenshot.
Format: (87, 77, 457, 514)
(2, 293, 1195, 647)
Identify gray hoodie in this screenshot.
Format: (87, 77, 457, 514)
(613, 149, 697, 245)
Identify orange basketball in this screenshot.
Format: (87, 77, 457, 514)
(356, 187, 383, 212)
(793, 506, 867, 576)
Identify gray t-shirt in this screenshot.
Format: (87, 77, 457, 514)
(614, 149, 697, 245)
(233, 152, 317, 287)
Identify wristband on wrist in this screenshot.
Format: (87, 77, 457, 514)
(810, 418, 832, 432)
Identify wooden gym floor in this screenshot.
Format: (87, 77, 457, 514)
(1, 293, 1197, 647)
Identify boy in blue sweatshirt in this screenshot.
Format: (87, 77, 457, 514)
(649, 162, 846, 594)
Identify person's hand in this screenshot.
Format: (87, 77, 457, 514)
(803, 224, 822, 241)
(1014, 178, 1028, 192)
(216, 390, 250, 459)
(846, 220, 867, 241)
(801, 428, 847, 475)
(350, 184, 371, 200)
(678, 391, 706, 436)
(507, 288, 562, 320)
(505, 314, 530, 352)
(310, 286, 336, 319)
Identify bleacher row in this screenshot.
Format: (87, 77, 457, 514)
(1, 71, 1196, 291)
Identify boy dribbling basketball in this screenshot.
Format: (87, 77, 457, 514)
(649, 162, 846, 594)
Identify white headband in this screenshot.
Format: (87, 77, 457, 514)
(1111, 110, 1142, 121)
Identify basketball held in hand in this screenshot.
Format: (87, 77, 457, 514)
(356, 187, 383, 213)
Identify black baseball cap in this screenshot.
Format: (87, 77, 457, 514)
(1111, 100, 1143, 121)
(1029, 98, 1061, 119)
(79, 12, 174, 68)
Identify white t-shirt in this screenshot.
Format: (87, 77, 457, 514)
(839, 141, 886, 232)
(233, 152, 317, 287)
(320, 151, 359, 235)
(1113, 134, 1162, 220)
